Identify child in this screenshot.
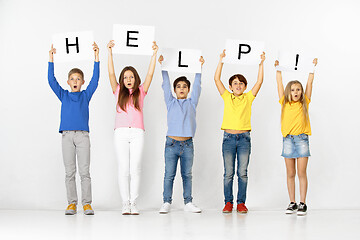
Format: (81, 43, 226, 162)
(48, 42, 99, 215)
(275, 58, 318, 216)
(158, 55, 205, 214)
(107, 40, 158, 215)
(214, 50, 265, 214)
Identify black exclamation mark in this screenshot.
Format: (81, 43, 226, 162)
(295, 54, 299, 70)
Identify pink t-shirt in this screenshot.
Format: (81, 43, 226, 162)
(114, 84, 147, 130)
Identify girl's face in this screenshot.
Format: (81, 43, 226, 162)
(123, 70, 135, 89)
(291, 83, 302, 102)
(175, 81, 189, 99)
(229, 78, 246, 96)
(67, 73, 84, 92)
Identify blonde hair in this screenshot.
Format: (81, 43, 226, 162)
(281, 80, 309, 123)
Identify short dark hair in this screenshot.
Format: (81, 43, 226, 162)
(68, 68, 84, 80)
(229, 74, 247, 87)
(173, 76, 191, 91)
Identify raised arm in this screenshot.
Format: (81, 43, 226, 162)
(251, 52, 266, 96)
(214, 50, 226, 95)
(107, 40, 118, 93)
(159, 55, 174, 106)
(190, 56, 205, 106)
(143, 41, 158, 93)
(274, 60, 284, 100)
(305, 58, 318, 100)
(85, 42, 100, 100)
(48, 44, 64, 101)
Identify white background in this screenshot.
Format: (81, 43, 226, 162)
(0, 0, 359, 211)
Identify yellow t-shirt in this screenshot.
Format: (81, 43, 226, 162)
(221, 90, 255, 131)
(280, 95, 311, 137)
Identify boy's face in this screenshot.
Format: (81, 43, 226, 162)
(229, 78, 246, 96)
(123, 70, 135, 89)
(175, 81, 189, 99)
(290, 83, 302, 102)
(67, 73, 84, 92)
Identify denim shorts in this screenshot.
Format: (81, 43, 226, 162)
(282, 133, 310, 158)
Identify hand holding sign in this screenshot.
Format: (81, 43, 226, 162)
(49, 44, 56, 62)
(200, 56, 205, 67)
(152, 41, 159, 56)
(93, 42, 99, 62)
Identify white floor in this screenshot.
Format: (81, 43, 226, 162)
(0, 209, 359, 240)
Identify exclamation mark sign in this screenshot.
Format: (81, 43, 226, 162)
(295, 54, 299, 70)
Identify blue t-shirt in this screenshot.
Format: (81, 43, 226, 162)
(161, 70, 201, 138)
(48, 61, 100, 133)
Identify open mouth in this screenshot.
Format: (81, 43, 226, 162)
(127, 83, 132, 87)
(74, 86, 77, 89)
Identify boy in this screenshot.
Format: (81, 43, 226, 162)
(158, 55, 204, 214)
(48, 42, 99, 215)
(214, 50, 265, 213)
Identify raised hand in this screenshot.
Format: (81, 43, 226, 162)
(274, 60, 279, 67)
(49, 44, 56, 62)
(158, 55, 164, 65)
(152, 41, 159, 55)
(220, 49, 226, 60)
(313, 58, 318, 66)
(107, 40, 115, 52)
(93, 42, 99, 62)
(260, 52, 265, 65)
(200, 56, 205, 67)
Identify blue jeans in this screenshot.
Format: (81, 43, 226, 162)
(222, 132, 251, 204)
(163, 137, 194, 204)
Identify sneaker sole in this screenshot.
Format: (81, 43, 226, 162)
(65, 212, 76, 215)
(122, 212, 131, 215)
(285, 210, 297, 214)
(297, 212, 307, 216)
(222, 210, 232, 213)
(84, 211, 94, 215)
(237, 210, 248, 213)
(131, 213, 140, 215)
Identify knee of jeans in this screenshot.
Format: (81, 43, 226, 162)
(181, 171, 192, 180)
(237, 168, 248, 179)
(65, 168, 76, 178)
(164, 171, 176, 180)
(224, 169, 234, 179)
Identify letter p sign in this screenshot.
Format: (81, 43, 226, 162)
(223, 39, 265, 65)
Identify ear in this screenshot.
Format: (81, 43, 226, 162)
(67, 80, 70, 86)
(81, 80, 85, 85)
(229, 85, 233, 91)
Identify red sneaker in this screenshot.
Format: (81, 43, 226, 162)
(222, 202, 233, 213)
(237, 203, 248, 213)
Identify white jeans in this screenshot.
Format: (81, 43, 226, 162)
(114, 127, 144, 203)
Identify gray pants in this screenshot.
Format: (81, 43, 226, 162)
(62, 131, 92, 206)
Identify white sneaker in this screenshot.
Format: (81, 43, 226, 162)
(130, 202, 139, 215)
(159, 202, 171, 214)
(122, 201, 131, 215)
(184, 202, 201, 213)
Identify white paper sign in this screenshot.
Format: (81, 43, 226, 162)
(161, 48, 202, 73)
(277, 51, 315, 73)
(223, 39, 265, 65)
(112, 24, 155, 55)
(52, 31, 94, 62)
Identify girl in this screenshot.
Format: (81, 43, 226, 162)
(214, 50, 265, 214)
(107, 40, 158, 215)
(275, 58, 318, 216)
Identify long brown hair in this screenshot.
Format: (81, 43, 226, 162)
(281, 80, 309, 123)
(117, 66, 141, 112)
